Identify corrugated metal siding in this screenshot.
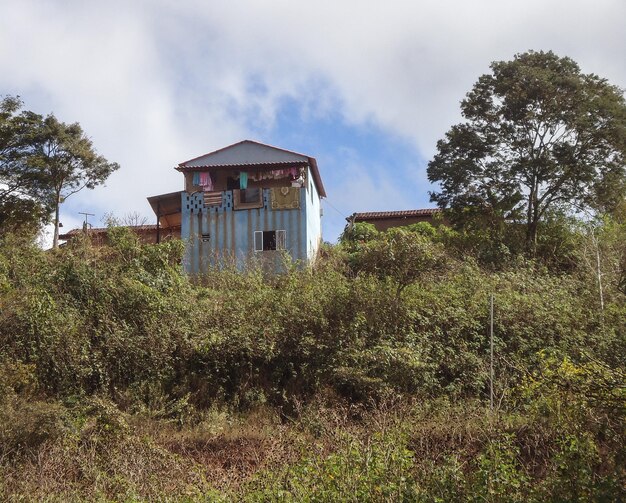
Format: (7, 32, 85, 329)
(181, 189, 307, 274)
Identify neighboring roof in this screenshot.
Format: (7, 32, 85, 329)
(59, 225, 161, 240)
(176, 140, 326, 197)
(147, 191, 183, 228)
(347, 209, 442, 222)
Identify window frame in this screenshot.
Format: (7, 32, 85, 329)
(233, 188, 263, 210)
(254, 229, 287, 252)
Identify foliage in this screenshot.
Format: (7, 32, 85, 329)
(349, 227, 447, 298)
(245, 429, 417, 502)
(0, 210, 625, 499)
(427, 50, 626, 251)
(28, 114, 119, 247)
(0, 96, 119, 245)
(339, 221, 379, 249)
(0, 96, 52, 233)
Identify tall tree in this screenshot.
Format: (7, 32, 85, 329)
(29, 115, 119, 248)
(427, 51, 626, 251)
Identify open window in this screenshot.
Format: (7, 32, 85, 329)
(254, 230, 286, 252)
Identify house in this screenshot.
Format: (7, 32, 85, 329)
(156, 140, 326, 273)
(347, 209, 442, 232)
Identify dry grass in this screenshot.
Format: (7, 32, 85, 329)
(0, 397, 398, 501)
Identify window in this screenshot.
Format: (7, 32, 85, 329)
(233, 188, 263, 209)
(240, 187, 260, 204)
(254, 230, 286, 252)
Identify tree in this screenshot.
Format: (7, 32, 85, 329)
(427, 51, 626, 252)
(355, 228, 447, 299)
(0, 96, 52, 233)
(28, 115, 119, 248)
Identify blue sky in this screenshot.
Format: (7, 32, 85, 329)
(1, 0, 625, 244)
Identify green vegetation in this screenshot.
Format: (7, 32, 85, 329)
(0, 96, 119, 246)
(0, 216, 625, 501)
(427, 50, 626, 252)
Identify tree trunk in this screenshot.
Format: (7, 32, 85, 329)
(52, 192, 61, 249)
(525, 176, 539, 255)
(526, 219, 538, 255)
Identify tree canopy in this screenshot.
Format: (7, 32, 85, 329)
(427, 50, 626, 251)
(0, 97, 52, 233)
(28, 114, 119, 247)
(0, 96, 119, 245)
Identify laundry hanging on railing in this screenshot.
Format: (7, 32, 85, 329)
(239, 171, 248, 189)
(249, 167, 301, 181)
(192, 172, 200, 186)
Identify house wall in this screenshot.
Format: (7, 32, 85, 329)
(305, 166, 322, 262)
(181, 189, 309, 274)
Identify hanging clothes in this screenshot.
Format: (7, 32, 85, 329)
(239, 171, 248, 189)
(199, 172, 214, 191)
(192, 172, 200, 186)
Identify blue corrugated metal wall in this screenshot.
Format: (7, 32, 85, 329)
(181, 189, 309, 274)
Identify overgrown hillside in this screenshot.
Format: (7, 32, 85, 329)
(0, 221, 625, 501)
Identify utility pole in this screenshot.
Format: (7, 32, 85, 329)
(79, 212, 95, 232)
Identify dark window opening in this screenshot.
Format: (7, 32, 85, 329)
(227, 177, 238, 190)
(254, 230, 286, 252)
(264, 231, 276, 250)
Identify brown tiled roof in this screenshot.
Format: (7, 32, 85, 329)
(59, 225, 160, 240)
(348, 209, 441, 221)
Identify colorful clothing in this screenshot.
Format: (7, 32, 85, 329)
(199, 172, 214, 191)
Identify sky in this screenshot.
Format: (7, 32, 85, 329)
(1, 0, 625, 244)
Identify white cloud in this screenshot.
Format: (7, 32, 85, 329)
(1, 0, 624, 243)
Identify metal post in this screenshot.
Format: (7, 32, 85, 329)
(490, 293, 494, 411)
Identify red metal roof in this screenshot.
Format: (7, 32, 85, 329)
(348, 209, 441, 221)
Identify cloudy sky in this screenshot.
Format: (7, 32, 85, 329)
(1, 0, 625, 243)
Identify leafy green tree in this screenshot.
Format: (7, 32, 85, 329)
(339, 221, 379, 248)
(0, 97, 118, 243)
(28, 115, 119, 248)
(0, 96, 52, 233)
(356, 228, 447, 298)
(427, 51, 626, 252)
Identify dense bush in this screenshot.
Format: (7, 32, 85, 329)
(0, 219, 624, 500)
